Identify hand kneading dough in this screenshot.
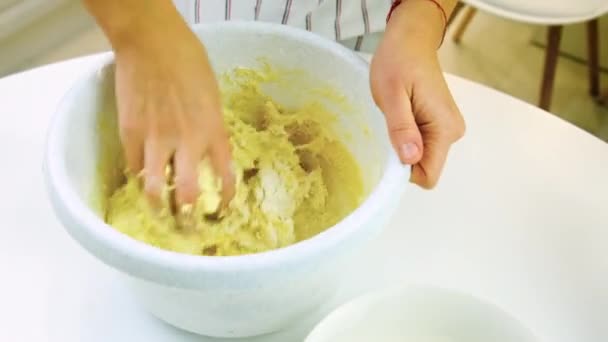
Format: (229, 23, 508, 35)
(105, 66, 364, 256)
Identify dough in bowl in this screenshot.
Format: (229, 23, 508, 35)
(105, 65, 364, 256)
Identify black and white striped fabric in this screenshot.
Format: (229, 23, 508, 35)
(172, 0, 392, 51)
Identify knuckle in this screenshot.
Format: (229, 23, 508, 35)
(150, 130, 180, 150)
(178, 133, 199, 148)
(177, 187, 199, 205)
(119, 117, 142, 139)
(144, 183, 161, 202)
(389, 122, 416, 135)
(434, 110, 465, 142)
(422, 177, 438, 189)
(175, 174, 197, 191)
(371, 73, 401, 102)
(417, 175, 438, 190)
(179, 135, 208, 157)
(152, 125, 176, 141)
(450, 113, 466, 141)
(412, 166, 439, 190)
(377, 73, 401, 89)
(124, 153, 143, 173)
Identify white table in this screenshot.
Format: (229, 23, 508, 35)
(1, 54, 607, 342)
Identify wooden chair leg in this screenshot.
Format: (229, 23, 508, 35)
(539, 26, 562, 111)
(587, 19, 600, 98)
(448, 2, 465, 27)
(452, 7, 477, 44)
(599, 91, 608, 106)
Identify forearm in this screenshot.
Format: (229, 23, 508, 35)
(387, 0, 458, 51)
(83, 0, 184, 51)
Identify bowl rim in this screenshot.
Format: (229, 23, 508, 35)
(44, 21, 408, 286)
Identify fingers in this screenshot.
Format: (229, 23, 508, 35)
(119, 114, 144, 174)
(209, 132, 236, 205)
(371, 67, 465, 189)
(172, 136, 233, 211)
(120, 133, 144, 175)
(410, 134, 451, 189)
(173, 144, 203, 208)
(410, 93, 465, 189)
(143, 139, 174, 206)
(140, 129, 233, 211)
(372, 78, 424, 165)
(144, 138, 233, 211)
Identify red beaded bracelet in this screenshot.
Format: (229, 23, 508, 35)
(386, 0, 448, 47)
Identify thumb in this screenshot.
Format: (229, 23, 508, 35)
(373, 81, 423, 165)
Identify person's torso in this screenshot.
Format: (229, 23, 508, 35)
(173, 0, 391, 49)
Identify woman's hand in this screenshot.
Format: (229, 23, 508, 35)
(371, 0, 464, 188)
(115, 28, 234, 208)
(85, 0, 234, 208)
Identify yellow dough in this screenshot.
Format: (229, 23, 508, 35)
(105, 66, 364, 256)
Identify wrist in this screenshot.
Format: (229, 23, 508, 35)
(387, 0, 446, 51)
(85, 0, 185, 53)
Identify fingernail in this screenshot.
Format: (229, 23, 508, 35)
(400, 143, 419, 162)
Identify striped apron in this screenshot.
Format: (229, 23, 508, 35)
(172, 0, 393, 53)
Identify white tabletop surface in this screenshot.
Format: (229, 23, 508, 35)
(1, 54, 607, 342)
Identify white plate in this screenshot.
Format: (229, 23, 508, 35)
(305, 285, 538, 342)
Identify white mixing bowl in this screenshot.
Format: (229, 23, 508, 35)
(44, 22, 408, 338)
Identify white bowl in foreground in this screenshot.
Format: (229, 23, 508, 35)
(44, 22, 408, 338)
(306, 285, 538, 342)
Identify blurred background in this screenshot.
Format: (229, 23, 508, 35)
(0, 0, 606, 141)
